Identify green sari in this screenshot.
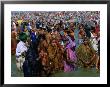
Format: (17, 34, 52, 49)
(76, 41, 95, 68)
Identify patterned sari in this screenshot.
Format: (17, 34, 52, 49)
(76, 42, 96, 68)
(64, 36, 77, 72)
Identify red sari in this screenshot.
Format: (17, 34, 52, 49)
(39, 50, 48, 66)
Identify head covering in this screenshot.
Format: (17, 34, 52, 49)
(19, 32, 27, 42)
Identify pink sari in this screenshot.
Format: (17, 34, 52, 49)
(64, 38, 77, 72)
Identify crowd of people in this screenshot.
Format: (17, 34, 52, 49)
(11, 11, 100, 77)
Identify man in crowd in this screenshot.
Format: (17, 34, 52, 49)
(16, 32, 28, 71)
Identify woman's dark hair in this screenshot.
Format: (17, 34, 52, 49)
(67, 31, 70, 35)
(79, 24, 84, 29)
(91, 26, 95, 32)
(94, 21, 97, 25)
(80, 24, 84, 28)
(65, 28, 68, 30)
(16, 22, 19, 27)
(38, 34, 46, 40)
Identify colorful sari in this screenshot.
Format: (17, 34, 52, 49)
(64, 36, 77, 72)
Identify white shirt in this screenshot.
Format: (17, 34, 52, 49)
(92, 38, 98, 51)
(16, 41, 27, 57)
(90, 32, 98, 51)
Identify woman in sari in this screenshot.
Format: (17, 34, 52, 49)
(47, 39, 57, 73)
(38, 34, 49, 67)
(11, 28, 17, 55)
(76, 38, 97, 68)
(63, 30, 77, 72)
(47, 34, 64, 72)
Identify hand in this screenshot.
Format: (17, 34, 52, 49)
(25, 42, 29, 47)
(16, 59, 19, 63)
(21, 52, 26, 57)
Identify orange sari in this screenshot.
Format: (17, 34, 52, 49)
(11, 31, 17, 55)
